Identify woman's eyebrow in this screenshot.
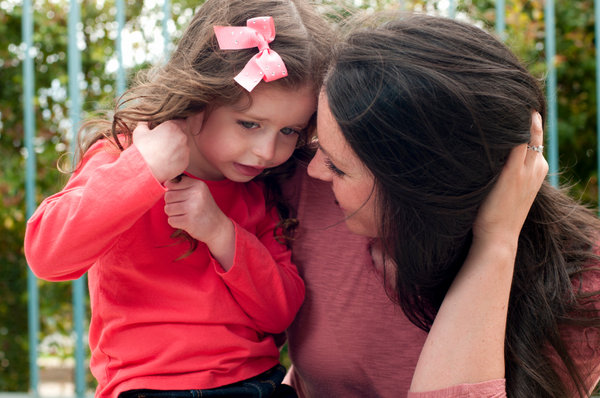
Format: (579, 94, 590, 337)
(316, 141, 331, 157)
(317, 141, 341, 164)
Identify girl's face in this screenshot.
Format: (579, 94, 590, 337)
(308, 93, 379, 237)
(186, 83, 316, 182)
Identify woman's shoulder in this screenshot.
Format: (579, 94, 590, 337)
(573, 241, 600, 297)
(559, 261, 600, 395)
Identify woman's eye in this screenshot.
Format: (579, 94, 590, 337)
(280, 127, 301, 136)
(238, 120, 259, 129)
(325, 158, 345, 177)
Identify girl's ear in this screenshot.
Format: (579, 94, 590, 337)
(186, 111, 205, 134)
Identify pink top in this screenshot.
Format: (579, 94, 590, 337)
(25, 140, 305, 398)
(283, 168, 600, 397)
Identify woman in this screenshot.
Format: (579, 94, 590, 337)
(284, 13, 600, 397)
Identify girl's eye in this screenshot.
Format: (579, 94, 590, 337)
(238, 120, 259, 129)
(325, 158, 345, 177)
(280, 127, 301, 136)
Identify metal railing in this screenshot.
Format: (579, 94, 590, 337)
(22, 1, 172, 395)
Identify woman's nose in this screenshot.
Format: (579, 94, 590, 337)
(307, 149, 332, 182)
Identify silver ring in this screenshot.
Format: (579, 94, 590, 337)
(527, 145, 544, 153)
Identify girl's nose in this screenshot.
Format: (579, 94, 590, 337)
(307, 149, 333, 182)
(252, 133, 278, 162)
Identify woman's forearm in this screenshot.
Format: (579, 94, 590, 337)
(411, 114, 547, 392)
(410, 237, 517, 392)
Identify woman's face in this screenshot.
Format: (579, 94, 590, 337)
(307, 93, 379, 237)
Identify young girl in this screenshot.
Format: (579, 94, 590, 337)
(24, 1, 331, 397)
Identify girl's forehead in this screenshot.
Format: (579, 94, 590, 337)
(227, 83, 317, 125)
(231, 82, 316, 107)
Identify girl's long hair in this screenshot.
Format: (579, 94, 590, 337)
(75, 0, 333, 247)
(80, 0, 331, 151)
(326, 13, 600, 397)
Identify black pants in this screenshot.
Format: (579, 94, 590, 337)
(118, 365, 297, 398)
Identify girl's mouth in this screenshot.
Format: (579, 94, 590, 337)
(234, 163, 265, 177)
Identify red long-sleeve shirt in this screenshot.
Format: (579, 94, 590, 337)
(25, 140, 305, 398)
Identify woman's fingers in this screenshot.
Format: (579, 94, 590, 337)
(525, 112, 544, 163)
(529, 112, 543, 147)
(472, 111, 548, 246)
(526, 111, 548, 180)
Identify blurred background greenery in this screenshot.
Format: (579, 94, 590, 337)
(1, 0, 599, 391)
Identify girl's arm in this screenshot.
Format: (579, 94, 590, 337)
(24, 141, 167, 280)
(214, 209, 305, 334)
(163, 175, 305, 334)
(409, 113, 548, 393)
(25, 121, 189, 281)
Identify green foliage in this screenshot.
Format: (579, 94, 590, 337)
(2, 0, 599, 392)
(461, 0, 599, 206)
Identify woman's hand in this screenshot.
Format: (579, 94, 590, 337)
(473, 112, 548, 249)
(164, 176, 235, 270)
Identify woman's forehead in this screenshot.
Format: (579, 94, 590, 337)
(316, 95, 372, 175)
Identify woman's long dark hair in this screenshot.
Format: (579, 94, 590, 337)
(325, 13, 600, 397)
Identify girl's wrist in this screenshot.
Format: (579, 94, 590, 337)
(205, 217, 236, 271)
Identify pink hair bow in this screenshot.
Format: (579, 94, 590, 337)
(214, 16, 288, 92)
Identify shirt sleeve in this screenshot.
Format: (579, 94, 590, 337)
(24, 141, 166, 281)
(212, 206, 305, 335)
(407, 379, 506, 398)
(551, 268, 600, 396)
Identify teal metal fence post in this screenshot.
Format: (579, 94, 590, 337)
(496, 0, 505, 38)
(68, 0, 87, 396)
(545, 0, 559, 187)
(448, 0, 455, 19)
(163, 0, 171, 56)
(116, 0, 126, 96)
(22, 0, 39, 394)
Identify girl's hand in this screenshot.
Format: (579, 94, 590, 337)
(472, 112, 548, 249)
(133, 120, 190, 183)
(164, 176, 235, 269)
